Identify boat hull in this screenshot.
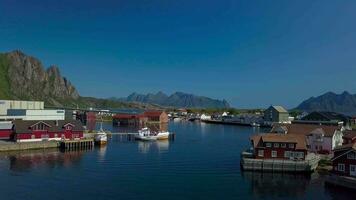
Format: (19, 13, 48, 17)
(135, 132, 170, 141)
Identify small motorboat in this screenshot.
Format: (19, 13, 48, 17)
(135, 127, 170, 141)
(94, 122, 108, 145)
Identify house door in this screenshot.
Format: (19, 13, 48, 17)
(350, 165, 356, 177)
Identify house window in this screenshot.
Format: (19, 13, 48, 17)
(338, 164, 345, 172)
(297, 152, 304, 159)
(54, 134, 58, 138)
(258, 150, 264, 157)
(281, 143, 286, 148)
(289, 144, 295, 148)
(284, 151, 291, 158)
(265, 143, 271, 147)
(274, 143, 280, 148)
(347, 152, 355, 160)
(65, 126, 72, 130)
(31, 135, 35, 139)
(271, 150, 277, 158)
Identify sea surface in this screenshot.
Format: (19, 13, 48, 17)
(0, 121, 355, 200)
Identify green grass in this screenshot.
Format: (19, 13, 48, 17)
(0, 54, 11, 99)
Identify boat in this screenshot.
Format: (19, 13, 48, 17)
(251, 122, 260, 127)
(135, 127, 170, 141)
(94, 121, 108, 145)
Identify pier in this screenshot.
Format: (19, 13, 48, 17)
(60, 139, 94, 151)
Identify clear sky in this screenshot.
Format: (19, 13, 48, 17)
(1, 0, 356, 108)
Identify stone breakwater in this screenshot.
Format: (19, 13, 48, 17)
(0, 141, 59, 152)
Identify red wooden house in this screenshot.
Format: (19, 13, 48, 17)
(13, 120, 84, 142)
(250, 133, 308, 160)
(331, 143, 356, 177)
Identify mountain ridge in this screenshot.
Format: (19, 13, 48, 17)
(119, 91, 230, 108)
(296, 91, 356, 116)
(0, 50, 230, 109)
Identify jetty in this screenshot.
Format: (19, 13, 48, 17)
(60, 138, 94, 151)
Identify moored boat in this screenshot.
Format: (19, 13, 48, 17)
(94, 122, 108, 145)
(135, 127, 170, 141)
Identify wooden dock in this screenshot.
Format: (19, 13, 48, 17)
(60, 139, 94, 151)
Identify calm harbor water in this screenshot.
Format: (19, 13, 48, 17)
(0, 122, 354, 200)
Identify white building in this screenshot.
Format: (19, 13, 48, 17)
(2, 109, 65, 121)
(0, 100, 44, 115)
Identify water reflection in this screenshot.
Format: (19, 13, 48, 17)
(138, 140, 170, 154)
(97, 145, 107, 161)
(0, 149, 85, 173)
(241, 171, 312, 199)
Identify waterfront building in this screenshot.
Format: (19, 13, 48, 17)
(113, 113, 147, 126)
(12, 120, 84, 142)
(250, 133, 307, 160)
(331, 143, 356, 177)
(113, 110, 168, 126)
(144, 110, 169, 123)
(271, 124, 344, 154)
(263, 106, 289, 124)
(2, 109, 65, 121)
(0, 121, 13, 140)
(0, 100, 44, 116)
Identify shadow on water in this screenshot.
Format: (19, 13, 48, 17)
(0, 149, 86, 173)
(241, 171, 312, 199)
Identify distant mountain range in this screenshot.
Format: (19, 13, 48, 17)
(296, 91, 356, 116)
(116, 92, 230, 108)
(0, 50, 230, 109)
(0, 50, 159, 109)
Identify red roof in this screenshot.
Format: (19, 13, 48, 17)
(144, 110, 164, 117)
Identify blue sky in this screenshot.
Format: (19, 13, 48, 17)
(1, 0, 356, 108)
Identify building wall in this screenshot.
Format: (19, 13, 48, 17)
(0, 130, 12, 139)
(254, 147, 307, 160)
(159, 112, 169, 123)
(332, 152, 356, 177)
(15, 131, 83, 142)
(279, 113, 290, 122)
(306, 135, 333, 154)
(6, 109, 65, 120)
(0, 100, 44, 115)
(264, 107, 289, 122)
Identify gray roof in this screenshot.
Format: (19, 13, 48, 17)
(13, 120, 84, 134)
(272, 106, 288, 113)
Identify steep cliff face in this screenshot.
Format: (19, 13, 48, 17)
(0, 50, 79, 106)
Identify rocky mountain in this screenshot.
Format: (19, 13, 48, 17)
(0, 50, 79, 106)
(121, 91, 230, 108)
(296, 91, 356, 116)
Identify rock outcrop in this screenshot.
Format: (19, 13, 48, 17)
(0, 50, 79, 106)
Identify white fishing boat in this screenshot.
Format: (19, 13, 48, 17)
(135, 127, 170, 141)
(94, 122, 108, 145)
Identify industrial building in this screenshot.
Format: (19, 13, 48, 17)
(0, 100, 44, 115)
